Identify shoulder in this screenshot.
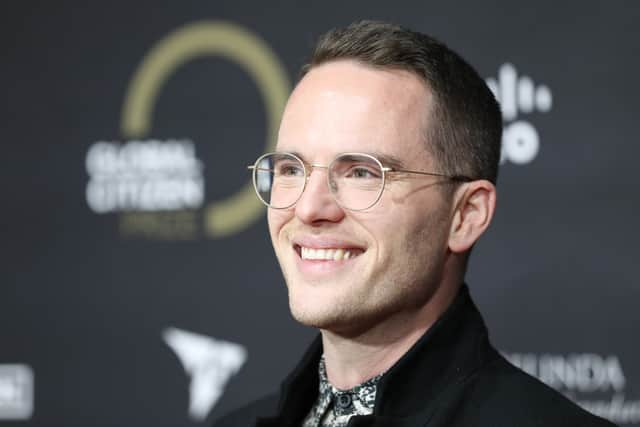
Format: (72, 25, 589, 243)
(459, 353, 617, 427)
(210, 393, 279, 427)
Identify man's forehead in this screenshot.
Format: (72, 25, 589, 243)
(289, 60, 429, 107)
(277, 61, 434, 166)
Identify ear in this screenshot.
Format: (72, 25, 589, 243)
(448, 180, 497, 253)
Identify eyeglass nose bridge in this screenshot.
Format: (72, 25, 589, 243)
(305, 163, 330, 180)
(299, 163, 336, 201)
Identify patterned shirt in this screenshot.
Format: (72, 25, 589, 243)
(302, 356, 384, 427)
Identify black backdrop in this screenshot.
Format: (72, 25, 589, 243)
(2, 2, 639, 426)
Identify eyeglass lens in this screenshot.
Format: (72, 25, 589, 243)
(252, 153, 385, 210)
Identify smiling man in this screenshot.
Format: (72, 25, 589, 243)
(214, 21, 615, 427)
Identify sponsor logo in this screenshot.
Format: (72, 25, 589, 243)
(0, 364, 34, 420)
(486, 63, 553, 165)
(163, 327, 247, 421)
(86, 139, 204, 214)
(505, 353, 640, 424)
(86, 21, 290, 239)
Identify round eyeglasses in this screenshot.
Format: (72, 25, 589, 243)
(247, 152, 473, 211)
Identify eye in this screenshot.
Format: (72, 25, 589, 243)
(276, 161, 304, 177)
(331, 155, 383, 180)
(347, 165, 381, 179)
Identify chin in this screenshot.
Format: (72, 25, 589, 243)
(290, 307, 359, 333)
(287, 288, 392, 336)
(287, 286, 353, 329)
(287, 286, 332, 326)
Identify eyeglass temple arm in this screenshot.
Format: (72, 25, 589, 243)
(384, 167, 473, 182)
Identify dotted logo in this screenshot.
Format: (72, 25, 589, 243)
(486, 63, 553, 165)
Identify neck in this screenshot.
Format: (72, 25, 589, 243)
(320, 278, 461, 390)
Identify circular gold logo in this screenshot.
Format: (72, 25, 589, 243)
(121, 21, 290, 237)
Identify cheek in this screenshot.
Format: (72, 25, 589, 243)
(372, 204, 451, 258)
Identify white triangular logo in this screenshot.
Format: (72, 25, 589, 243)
(162, 327, 247, 421)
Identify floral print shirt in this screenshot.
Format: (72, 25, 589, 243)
(302, 356, 384, 427)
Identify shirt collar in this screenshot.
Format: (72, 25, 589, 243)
(317, 355, 383, 417)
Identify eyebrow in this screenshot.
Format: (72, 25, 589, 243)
(286, 151, 307, 162)
(368, 152, 407, 170)
(279, 150, 408, 169)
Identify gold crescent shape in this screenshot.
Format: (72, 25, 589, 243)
(121, 21, 290, 237)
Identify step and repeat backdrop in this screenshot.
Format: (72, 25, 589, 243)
(2, 2, 638, 426)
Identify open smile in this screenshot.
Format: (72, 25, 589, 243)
(296, 246, 364, 261)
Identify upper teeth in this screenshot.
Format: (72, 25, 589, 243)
(301, 247, 354, 261)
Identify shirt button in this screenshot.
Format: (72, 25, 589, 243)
(336, 394, 352, 409)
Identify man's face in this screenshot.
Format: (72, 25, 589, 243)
(268, 60, 455, 335)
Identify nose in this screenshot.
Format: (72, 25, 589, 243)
(294, 166, 345, 224)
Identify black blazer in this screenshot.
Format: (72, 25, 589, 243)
(213, 286, 616, 427)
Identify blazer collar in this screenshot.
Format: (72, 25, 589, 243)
(374, 284, 492, 418)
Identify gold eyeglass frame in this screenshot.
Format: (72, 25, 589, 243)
(247, 152, 473, 211)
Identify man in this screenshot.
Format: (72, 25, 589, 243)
(215, 21, 615, 427)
